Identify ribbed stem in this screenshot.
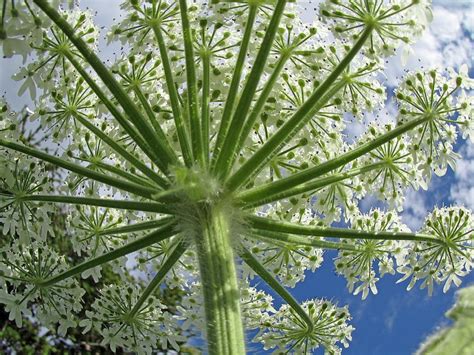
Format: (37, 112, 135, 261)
(194, 203, 245, 355)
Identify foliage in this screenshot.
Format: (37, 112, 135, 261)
(417, 284, 474, 355)
(0, 0, 473, 354)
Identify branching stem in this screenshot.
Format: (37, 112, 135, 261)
(179, 0, 205, 166)
(22, 195, 172, 214)
(214, 0, 288, 179)
(34, 0, 179, 174)
(247, 216, 443, 244)
(239, 247, 313, 333)
(0, 139, 158, 199)
(152, 24, 193, 166)
(238, 162, 385, 207)
(247, 229, 362, 251)
(129, 240, 187, 318)
(39, 221, 177, 287)
(212, 4, 258, 166)
(226, 25, 374, 190)
(237, 115, 430, 201)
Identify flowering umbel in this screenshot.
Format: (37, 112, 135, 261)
(0, 0, 473, 354)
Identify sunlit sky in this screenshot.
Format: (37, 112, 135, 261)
(1, 1, 473, 354)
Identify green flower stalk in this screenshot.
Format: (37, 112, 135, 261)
(0, 0, 473, 354)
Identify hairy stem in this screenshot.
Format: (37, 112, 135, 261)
(194, 203, 245, 354)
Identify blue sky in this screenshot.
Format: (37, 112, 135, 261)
(1, 0, 473, 354)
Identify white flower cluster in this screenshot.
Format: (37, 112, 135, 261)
(335, 209, 409, 299)
(0, 156, 54, 242)
(81, 284, 184, 354)
(398, 207, 474, 296)
(396, 67, 474, 180)
(5, 7, 99, 99)
(357, 122, 420, 209)
(0, 241, 84, 333)
(256, 299, 354, 354)
(320, 0, 432, 57)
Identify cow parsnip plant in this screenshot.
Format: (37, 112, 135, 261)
(0, 0, 473, 353)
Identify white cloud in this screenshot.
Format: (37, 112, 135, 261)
(384, 4, 473, 87)
(401, 189, 429, 230)
(431, 7, 463, 42)
(450, 143, 474, 210)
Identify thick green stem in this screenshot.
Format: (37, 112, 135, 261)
(247, 216, 442, 244)
(238, 162, 385, 208)
(152, 24, 193, 166)
(236, 115, 430, 202)
(39, 221, 177, 287)
(212, 4, 258, 165)
(23, 195, 172, 214)
(226, 26, 374, 190)
(194, 203, 245, 354)
(239, 247, 313, 333)
(214, 0, 287, 179)
(33, 0, 179, 173)
(0, 139, 157, 199)
(179, 0, 205, 166)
